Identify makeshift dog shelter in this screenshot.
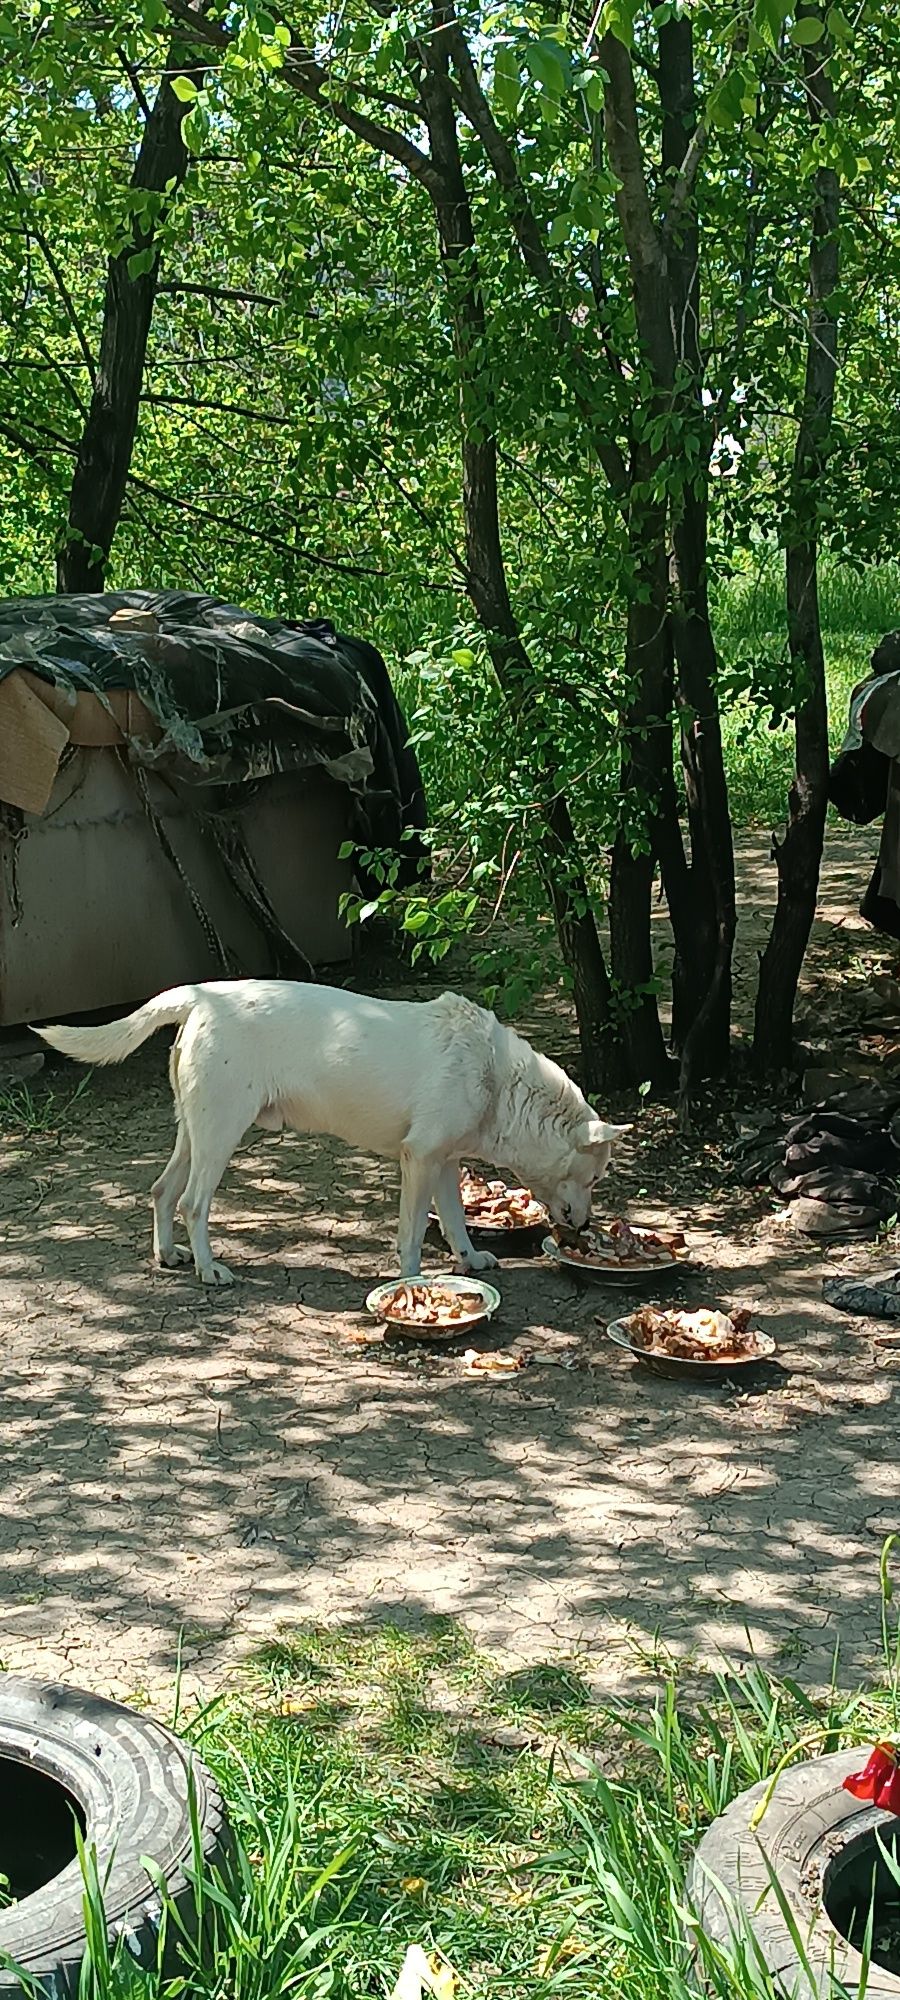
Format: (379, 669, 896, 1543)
(0, 591, 426, 1027)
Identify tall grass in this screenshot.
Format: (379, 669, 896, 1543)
(713, 556, 900, 652)
(713, 554, 900, 827)
(9, 1548, 900, 2000)
(393, 558, 900, 842)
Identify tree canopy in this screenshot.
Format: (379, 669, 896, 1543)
(2, 0, 898, 1101)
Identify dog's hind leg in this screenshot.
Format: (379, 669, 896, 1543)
(433, 1162, 499, 1275)
(151, 1121, 192, 1269)
(397, 1150, 437, 1276)
(177, 1089, 259, 1286)
(179, 1158, 238, 1286)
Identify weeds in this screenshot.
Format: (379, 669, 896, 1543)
(6, 1546, 900, 1998)
(0, 1071, 92, 1138)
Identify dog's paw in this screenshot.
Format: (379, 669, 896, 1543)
(199, 1260, 237, 1287)
(156, 1246, 193, 1270)
(457, 1248, 499, 1274)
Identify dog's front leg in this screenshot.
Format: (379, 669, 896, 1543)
(434, 1162, 499, 1274)
(397, 1150, 436, 1276)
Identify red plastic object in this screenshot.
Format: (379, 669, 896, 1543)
(843, 1743, 900, 1816)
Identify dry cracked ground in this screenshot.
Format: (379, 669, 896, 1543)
(1, 828, 899, 1709)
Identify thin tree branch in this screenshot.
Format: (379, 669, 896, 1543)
(599, 33, 662, 277)
(127, 468, 458, 586)
(0, 344, 90, 420)
(141, 391, 293, 423)
(164, 0, 442, 197)
(2, 409, 78, 453)
(357, 82, 424, 118)
(660, 121, 708, 246)
(117, 45, 152, 120)
(2, 157, 98, 387)
(0, 415, 71, 481)
(585, 112, 628, 381)
(366, 441, 469, 581)
(157, 280, 281, 305)
(443, 21, 554, 281)
(445, 17, 629, 498)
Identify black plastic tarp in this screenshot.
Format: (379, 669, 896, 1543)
(0, 590, 427, 885)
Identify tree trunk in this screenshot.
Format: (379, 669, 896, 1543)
(609, 513, 679, 1090)
(753, 30, 840, 1069)
(57, 37, 205, 592)
(598, 39, 684, 1091)
(669, 504, 735, 1084)
(417, 14, 621, 1092)
(655, 8, 736, 1091)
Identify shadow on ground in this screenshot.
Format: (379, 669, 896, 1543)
(0, 828, 896, 1702)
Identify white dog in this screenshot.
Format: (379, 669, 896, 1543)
(37, 981, 630, 1286)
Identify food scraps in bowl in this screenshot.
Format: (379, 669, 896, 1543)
(548, 1217, 688, 1270)
(457, 1169, 548, 1232)
(620, 1304, 770, 1364)
(366, 1276, 499, 1331)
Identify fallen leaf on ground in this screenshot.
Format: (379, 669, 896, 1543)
(462, 1348, 528, 1374)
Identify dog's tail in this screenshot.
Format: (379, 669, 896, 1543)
(35, 986, 200, 1067)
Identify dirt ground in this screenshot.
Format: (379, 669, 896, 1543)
(1, 827, 899, 1708)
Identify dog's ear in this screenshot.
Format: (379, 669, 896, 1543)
(584, 1118, 632, 1148)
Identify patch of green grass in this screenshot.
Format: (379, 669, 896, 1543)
(394, 558, 897, 847)
(713, 554, 895, 826)
(715, 557, 900, 651)
(719, 637, 865, 828)
(0, 1070, 92, 1138)
(20, 1544, 900, 1998)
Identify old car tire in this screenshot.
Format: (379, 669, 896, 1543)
(689, 1749, 900, 1999)
(0, 1677, 232, 1994)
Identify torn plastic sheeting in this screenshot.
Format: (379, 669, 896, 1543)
(0, 591, 427, 884)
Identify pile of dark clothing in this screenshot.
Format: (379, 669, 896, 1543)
(736, 1086, 900, 1321)
(733, 1084, 900, 1236)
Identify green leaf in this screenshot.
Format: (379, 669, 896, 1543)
(706, 62, 759, 129)
(581, 72, 605, 113)
(753, 0, 789, 47)
(450, 646, 476, 668)
(825, 2, 851, 37)
(880, 1535, 896, 1608)
(493, 44, 521, 118)
(601, 0, 638, 49)
(126, 246, 156, 278)
(169, 74, 199, 102)
(524, 40, 567, 94)
(181, 102, 207, 153)
(789, 12, 825, 41)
